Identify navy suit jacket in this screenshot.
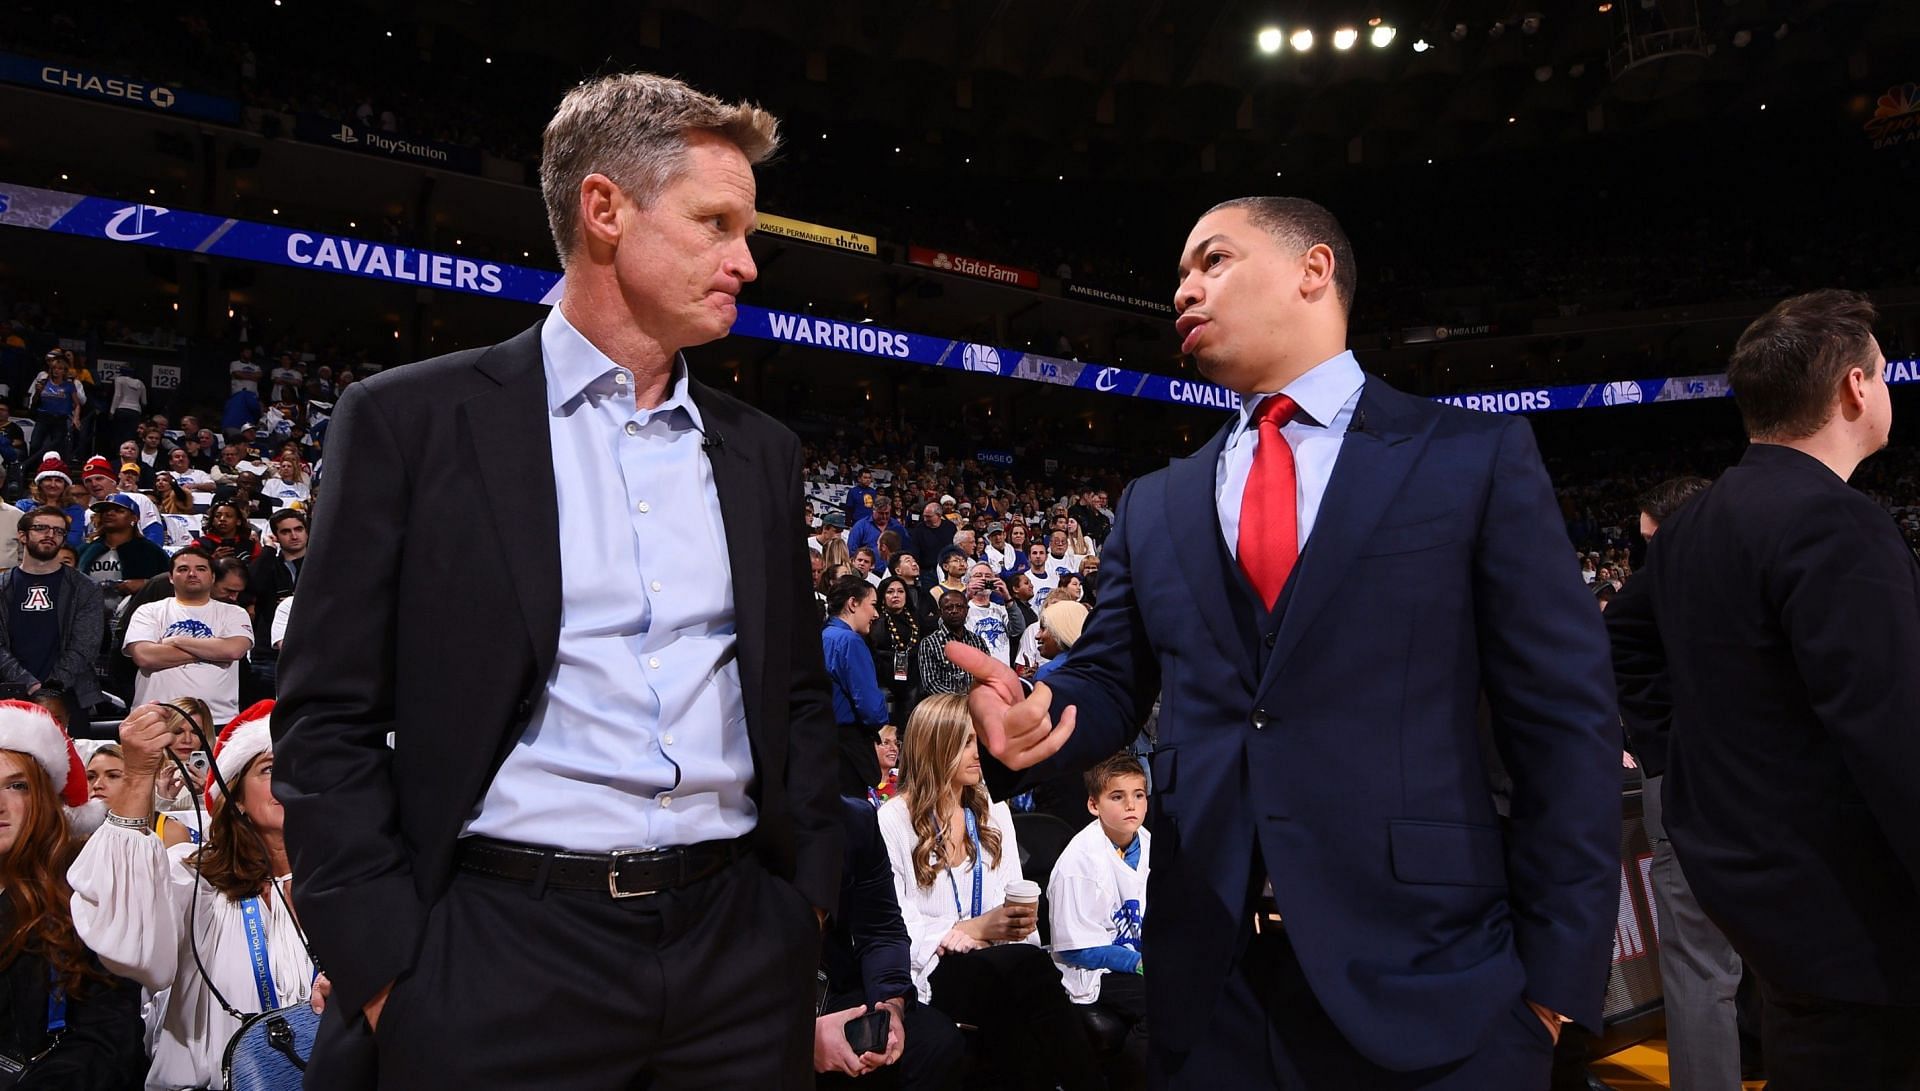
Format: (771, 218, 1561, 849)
(1022, 377, 1620, 1071)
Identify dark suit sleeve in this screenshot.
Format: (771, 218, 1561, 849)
(1773, 495, 1920, 884)
(1605, 566, 1670, 768)
(843, 803, 914, 1007)
(271, 381, 426, 1017)
(1471, 419, 1620, 1031)
(1031, 480, 1159, 786)
(783, 440, 847, 912)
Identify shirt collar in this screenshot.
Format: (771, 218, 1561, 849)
(1234, 350, 1365, 435)
(540, 304, 706, 433)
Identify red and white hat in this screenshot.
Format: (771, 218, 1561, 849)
(79, 456, 116, 481)
(0, 700, 106, 834)
(206, 700, 275, 813)
(31, 453, 71, 485)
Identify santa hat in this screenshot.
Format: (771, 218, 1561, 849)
(32, 454, 71, 485)
(79, 456, 116, 481)
(0, 700, 106, 834)
(206, 700, 275, 814)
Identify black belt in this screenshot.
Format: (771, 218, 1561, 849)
(458, 835, 751, 899)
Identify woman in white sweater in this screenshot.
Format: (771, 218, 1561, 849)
(68, 699, 322, 1089)
(876, 693, 1102, 1091)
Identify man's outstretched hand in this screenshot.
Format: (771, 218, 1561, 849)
(944, 641, 1077, 770)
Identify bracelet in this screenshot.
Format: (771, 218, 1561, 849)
(104, 811, 152, 834)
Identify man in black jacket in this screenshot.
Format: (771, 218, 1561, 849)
(276, 71, 841, 1089)
(1609, 475, 1746, 1091)
(1609, 289, 1920, 1089)
(0, 508, 104, 721)
(816, 798, 962, 1089)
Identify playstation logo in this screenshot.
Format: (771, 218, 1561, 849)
(332, 124, 360, 145)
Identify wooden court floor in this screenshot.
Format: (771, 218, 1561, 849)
(1590, 1039, 1768, 1090)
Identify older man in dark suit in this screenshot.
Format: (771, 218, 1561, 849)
(275, 72, 841, 1088)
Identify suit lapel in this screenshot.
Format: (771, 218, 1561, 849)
(463, 321, 562, 680)
(1166, 422, 1257, 685)
(688, 382, 768, 726)
(1264, 379, 1431, 676)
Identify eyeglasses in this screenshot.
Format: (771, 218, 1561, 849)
(25, 526, 66, 535)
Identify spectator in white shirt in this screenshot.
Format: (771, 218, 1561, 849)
(123, 547, 255, 724)
(963, 563, 1013, 666)
(228, 349, 262, 395)
(982, 523, 1016, 576)
(875, 694, 1101, 1091)
(108, 369, 147, 454)
(167, 447, 215, 494)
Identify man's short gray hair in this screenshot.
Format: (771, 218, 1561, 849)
(540, 72, 781, 264)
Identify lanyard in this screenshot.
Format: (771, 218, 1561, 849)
(941, 807, 984, 920)
(238, 896, 277, 1012)
(45, 970, 65, 1036)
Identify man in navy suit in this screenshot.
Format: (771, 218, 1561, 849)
(952, 197, 1619, 1089)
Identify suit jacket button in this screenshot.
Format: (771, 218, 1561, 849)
(1264, 632, 1277, 648)
(1252, 711, 1269, 730)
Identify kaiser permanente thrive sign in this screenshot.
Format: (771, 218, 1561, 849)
(0, 52, 240, 123)
(755, 213, 877, 256)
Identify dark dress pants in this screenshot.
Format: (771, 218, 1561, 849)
(1150, 926, 1554, 1091)
(304, 854, 821, 1090)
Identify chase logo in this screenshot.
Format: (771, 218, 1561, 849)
(150, 86, 175, 109)
(962, 343, 1002, 375)
(1601, 381, 1644, 407)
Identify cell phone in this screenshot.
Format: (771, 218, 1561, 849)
(845, 1009, 890, 1056)
(188, 751, 210, 776)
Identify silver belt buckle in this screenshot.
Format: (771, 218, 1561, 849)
(608, 847, 661, 899)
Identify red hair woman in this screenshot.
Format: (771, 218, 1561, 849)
(0, 700, 146, 1085)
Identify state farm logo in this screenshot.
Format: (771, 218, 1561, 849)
(932, 252, 955, 271)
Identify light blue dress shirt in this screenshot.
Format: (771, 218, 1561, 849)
(1215, 350, 1366, 560)
(466, 305, 757, 850)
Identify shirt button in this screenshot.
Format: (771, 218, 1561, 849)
(614, 372, 629, 385)
(662, 734, 675, 746)
(659, 795, 672, 808)
(649, 656, 662, 669)
(1252, 710, 1270, 730)
(636, 501, 651, 514)
(624, 422, 639, 436)
(650, 580, 662, 592)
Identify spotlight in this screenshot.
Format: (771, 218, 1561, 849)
(1450, 22, 1469, 40)
(1370, 25, 1396, 47)
(1759, 103, 1767, 110)
(1597, 2, 1612, 10)
(1507, 116, 1517, 123)
(1256, 26, 1284, 54)
(1412, 38, 1431, 52)
(1732, 28, 1751, 47)
(1333, 27, 1358, 50)
(1290, 28, 1314, 51)
(1367, 16, 1382, 26)
(1534, 65, 1553, 81)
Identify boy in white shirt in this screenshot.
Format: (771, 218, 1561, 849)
(1048, 753, 1151, 1035)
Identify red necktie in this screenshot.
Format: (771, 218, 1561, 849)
(1237, 394, 1300, 610)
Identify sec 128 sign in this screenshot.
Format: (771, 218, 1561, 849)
(150, 364, 182, 390)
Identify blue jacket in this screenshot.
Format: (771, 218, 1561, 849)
(1005, 378, 1619, 1068)
(847, 515, 906, 572)
(823, 618, 889, 727)
(222, 389, 262, 430)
